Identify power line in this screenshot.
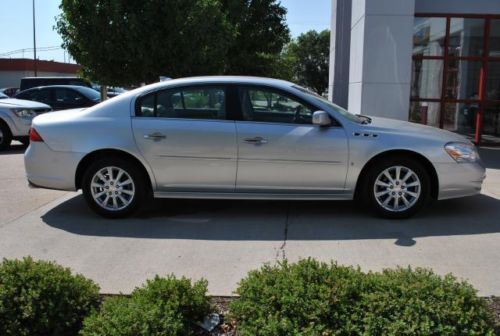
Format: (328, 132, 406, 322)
(0, 46, 63, 58)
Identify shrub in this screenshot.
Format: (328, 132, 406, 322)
(0, 257, 100, 336)
(230, 259, 496, 336)
(81, 275, 211, 336)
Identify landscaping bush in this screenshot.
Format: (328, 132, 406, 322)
(0, 257, 100, 336)
(230, 259, 496, 336)
(80, 275, 211, 336)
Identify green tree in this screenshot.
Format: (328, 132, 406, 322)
(287, 30, 330, 95)
(219, 0, 290, 76)
(56, 0, 233, 86)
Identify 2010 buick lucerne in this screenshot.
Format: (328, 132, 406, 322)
(24, 76, 485, 218)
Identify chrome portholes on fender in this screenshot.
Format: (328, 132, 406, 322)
(373, 166, 421, 213)
(90, 166, 136, 211)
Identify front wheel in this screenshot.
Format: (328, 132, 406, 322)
(364, 158, 430, 219)
(82, 158, 147, 218)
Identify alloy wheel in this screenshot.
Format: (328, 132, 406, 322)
(90, 166, 135, 211)
(373, 165, 421, 213)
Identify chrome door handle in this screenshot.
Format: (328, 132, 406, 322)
(144, 132, 166, 141)
(244, 136, 268, 144)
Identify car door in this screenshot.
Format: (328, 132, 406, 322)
(235, 86, 349, 193)
(132, 85, 238, 191)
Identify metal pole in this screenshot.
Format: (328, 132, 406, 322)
(32, 0, 37, 76)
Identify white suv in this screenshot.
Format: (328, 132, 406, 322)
(0, 92, 51, 150)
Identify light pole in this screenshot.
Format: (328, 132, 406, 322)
(32, 0, 37, 76)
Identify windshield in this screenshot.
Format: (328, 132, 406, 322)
(0, 92, 8, 99)
(292, 85, 368, 124)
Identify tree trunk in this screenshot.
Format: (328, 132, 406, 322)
(100, 85, 108, 101)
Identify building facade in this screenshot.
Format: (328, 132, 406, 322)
(0, 58, 81, 89)
(329, 0, 500, 145)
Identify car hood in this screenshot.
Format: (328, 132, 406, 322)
(364, 116, 471, 143)
(0, 98, 51, 109)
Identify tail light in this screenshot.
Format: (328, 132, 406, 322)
(29, 128, 44, 142)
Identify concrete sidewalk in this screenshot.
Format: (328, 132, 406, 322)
(0, 145, 499, 296)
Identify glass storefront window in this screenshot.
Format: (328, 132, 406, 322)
(482, 102, 500, 145)
(445, 60, 481, 100)
(489, 20, 500, 57)
(486, 61, 500, 100)
(411, 59, 443, 99)
(410, 101, 441, 127)
(448, 18, 485, 57)
(413, 17, 446, 57)
(443, 103, 478, 135)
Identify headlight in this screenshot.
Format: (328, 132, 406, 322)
(444, 142, 479, 163)
(11, 108, 37, 119)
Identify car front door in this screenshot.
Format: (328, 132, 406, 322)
(132, 85, 237, 192)
(235, 86, 349, 193)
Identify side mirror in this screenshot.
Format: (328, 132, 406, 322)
(312, 110, 331, 126)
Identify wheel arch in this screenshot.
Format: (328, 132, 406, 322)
(75, 148, 154, 192)
(354, 149, 439, 200)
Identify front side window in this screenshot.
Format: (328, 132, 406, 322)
(54, 89, 84, 105)
(239, 87, 313, 124)
(137, 86, 226, 120)
(21, 89, 51, 104)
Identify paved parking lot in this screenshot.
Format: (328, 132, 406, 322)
(1, 143, 500, 296)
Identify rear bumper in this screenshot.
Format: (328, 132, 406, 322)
(24, 142, 84, 191)
(435, 161, 486, 200)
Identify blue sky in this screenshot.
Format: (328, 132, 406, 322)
(0, 0, 331, 63)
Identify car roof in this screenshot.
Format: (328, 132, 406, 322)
(22, 85, 91, 90)
(144, 76, 295, 91)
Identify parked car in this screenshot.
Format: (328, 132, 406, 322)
(25, 76, 485, 218)
(0, 95, 51, 150)
(15, 85, 100, 111)
(92, 84, 127, 98)
(20, 77, 92, 91)
(0, 87, 20, 97)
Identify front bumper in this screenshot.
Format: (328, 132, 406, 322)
(435, 161, 486, 200)
(24, 142, 85, 191)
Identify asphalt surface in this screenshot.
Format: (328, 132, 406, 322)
(1, 143, 500, 296)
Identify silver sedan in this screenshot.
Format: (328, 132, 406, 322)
(24, 76, 485, 218)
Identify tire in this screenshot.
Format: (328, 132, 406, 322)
(362, 157, 431, 219)
(82, 157, 148, 218)
(0, 121, 12, 151)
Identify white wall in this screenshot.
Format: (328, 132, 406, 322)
(0, 71, 76, 89)
(347, 0, 415, 120)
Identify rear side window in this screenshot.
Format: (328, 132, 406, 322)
(19, 89, 51, 104)
(137, 86, 226, 120)
(54, 88, 84, 105)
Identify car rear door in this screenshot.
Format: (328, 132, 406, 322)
(132, 84, 238, 192)
(234, 85, 349, 193)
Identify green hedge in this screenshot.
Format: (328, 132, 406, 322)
(80, 275, 211, 336)
(230, 259, 496, 336)
(0, 257, 100, 336)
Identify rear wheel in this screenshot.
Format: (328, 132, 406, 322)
(363, 157, 430, 219)
(0, 121, 12, 151)
(82, 158, 147, 218)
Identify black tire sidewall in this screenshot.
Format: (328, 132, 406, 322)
(365, 157, 430, 219)
(82, 157, 146, 218)
(0, 121, 12, 150)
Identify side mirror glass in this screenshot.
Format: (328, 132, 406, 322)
(312, 110, 331, 126)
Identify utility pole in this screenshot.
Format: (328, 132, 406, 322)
(32, 0, 37, 76)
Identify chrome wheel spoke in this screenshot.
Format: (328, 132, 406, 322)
(90, 166, 135, 211)
(374, 165, 421, 213)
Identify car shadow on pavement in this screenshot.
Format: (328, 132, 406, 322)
(0, 143, 27, 155)
(479, 147, 500, 169)
(41, 193, 500, 245)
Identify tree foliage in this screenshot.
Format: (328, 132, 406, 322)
(220, 0, 290, 76)
(285, 30, 331, 95)
(56, 0, 290, 86)
(57, 0, 233, 86)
